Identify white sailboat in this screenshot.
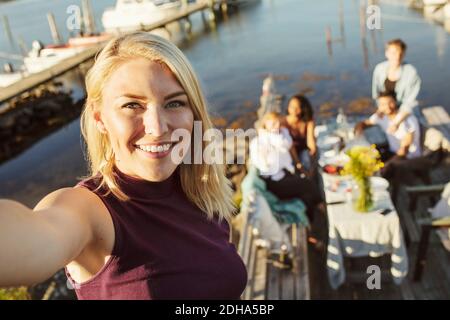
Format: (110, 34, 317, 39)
(422, 0, 450, 22)
(423, 0, 447, 5)
(102, 0, 182, 34)
(0, 63, 24, 88)
(22, 41, 86, 74)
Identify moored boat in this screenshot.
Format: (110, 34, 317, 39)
(102, 0, 182, 34)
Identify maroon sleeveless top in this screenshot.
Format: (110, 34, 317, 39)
(65, 167, 247, 300)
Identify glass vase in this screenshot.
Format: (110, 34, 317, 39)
(351, 177, 374, 213)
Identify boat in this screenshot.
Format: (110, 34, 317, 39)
(67, 33, 113, 48)
(102, 0, 182, 34)
(423, 0, 447, 5)
(0, 32, 113, 85)
(22, 41, 87, 74)
(422, 0, 450, 23)
(0, 63, 24, 88)
(445, 2, 450, 19)
(22, 32, 113, 75)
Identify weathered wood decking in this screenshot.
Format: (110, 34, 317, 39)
(242, 225, 310, 300)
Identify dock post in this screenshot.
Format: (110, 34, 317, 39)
(81, 0, 96, 35)
(339, 0, 345, 47)
(359, 3, 366, 40)
(183, 17, 192, 34)
(47, 13, 62, 45)
(325, 26, 332, 57)
(203, 0, 216, 29)
(17, 35, 28, 57)
(221, 0, 228, 14)
(2, 15, 16, 51)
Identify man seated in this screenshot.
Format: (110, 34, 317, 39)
(355, 91, 421, 181)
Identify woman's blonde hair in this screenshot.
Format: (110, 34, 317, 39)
(80, 32, 235, 222)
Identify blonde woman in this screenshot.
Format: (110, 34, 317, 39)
(0, 33, 247, 299)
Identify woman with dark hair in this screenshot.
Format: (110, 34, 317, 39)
(284, 94, 317, 178)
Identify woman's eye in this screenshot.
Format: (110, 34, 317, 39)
(122, 102, 142, 110)
(165, 100, 186, 109)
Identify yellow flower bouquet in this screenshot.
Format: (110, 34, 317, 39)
(341, 145, 384, 212)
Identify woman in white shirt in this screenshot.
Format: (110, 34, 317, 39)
(249, 112, 323, 222)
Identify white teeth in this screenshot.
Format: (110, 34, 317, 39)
(137, 143, 172, 153)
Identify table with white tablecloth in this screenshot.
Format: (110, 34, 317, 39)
(315, 121, 409, 289)
(321, 172, 409, 289)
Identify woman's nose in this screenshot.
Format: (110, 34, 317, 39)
(142, 105, 169, 137)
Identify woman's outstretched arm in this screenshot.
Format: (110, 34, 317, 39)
(0, 188, 96, 287)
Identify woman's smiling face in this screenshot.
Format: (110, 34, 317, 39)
(96, 58, 194, 182)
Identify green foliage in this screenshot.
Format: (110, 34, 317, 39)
(0, 287, 31, 300)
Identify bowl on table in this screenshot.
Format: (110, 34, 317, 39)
(370, 176, 389, 191)
(317, 135, 342, 151)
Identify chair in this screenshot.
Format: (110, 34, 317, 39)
(406, 182, 450, 281)
(237, 190, 310, 299)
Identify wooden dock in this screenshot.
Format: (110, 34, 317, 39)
(0, 0, 226, 106)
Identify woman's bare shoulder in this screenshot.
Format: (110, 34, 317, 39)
(34, 186, 108, 220)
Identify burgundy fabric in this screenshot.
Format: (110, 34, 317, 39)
(65, 167, 247, 300)
(288, 124, 308, 152)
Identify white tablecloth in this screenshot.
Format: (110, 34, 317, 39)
(322, 173, 409, 289)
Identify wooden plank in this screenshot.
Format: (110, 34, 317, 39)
(421, 106, 450, 142)
(297, 226, 310, 299)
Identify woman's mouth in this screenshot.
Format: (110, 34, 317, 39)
(134, 142, 175, 159)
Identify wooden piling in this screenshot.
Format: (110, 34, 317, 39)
(326, 26, 333, 57)
(339, 0, 345, 46)
(81, 0, 96, 35)
(17, 36, 28, 57)
(221, 0, 228, 14)
(359, 4, 367, 39)
(47, 13, 62, 45)
(2, 15, 15, 51)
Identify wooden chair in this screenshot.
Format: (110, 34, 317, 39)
(237, 191, 310, 299)
(406, 183, 450, 281)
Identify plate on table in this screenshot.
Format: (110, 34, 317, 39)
(326, 179, 351, 193)
(317, 135, 342, 150)
(370, 176, 389, 191)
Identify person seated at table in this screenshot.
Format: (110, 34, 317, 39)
(283, 94, 317, 178)
(355, 92, 421, 181)
(372, 38, 421, 134)
(249, 111, 323, 223)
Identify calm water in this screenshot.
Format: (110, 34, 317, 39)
(0, 0, 450, 206)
